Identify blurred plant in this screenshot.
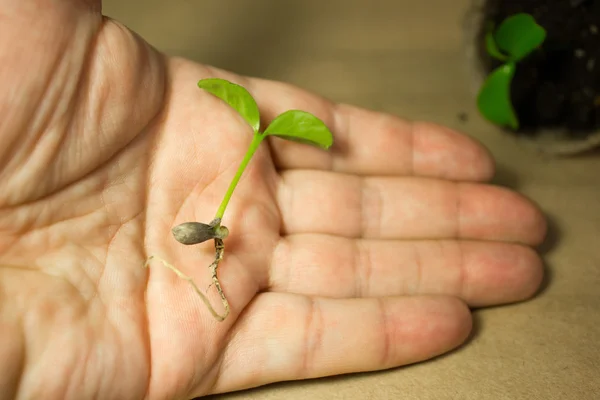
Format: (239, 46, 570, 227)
(477, 13, 546, 129)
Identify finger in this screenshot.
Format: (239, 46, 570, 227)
(210, 294, 471, 394)
(203, 68, 495, 181)
(277, 170, 547, 245)
(269, 235, 544, 307)
(270, 107, 495, 181)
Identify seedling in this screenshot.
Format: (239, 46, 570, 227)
(477, 13, 547, 130)
(146, 78, 333, 322)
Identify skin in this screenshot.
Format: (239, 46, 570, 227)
(0, 1, 547, 399)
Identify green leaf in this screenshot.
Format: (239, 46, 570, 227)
(263, 110, 333, 149)
(495, 13, 546, 62)
(485, 30, 509, 61)
(477, 62, 519, 130)
(198, 78, 261, 132)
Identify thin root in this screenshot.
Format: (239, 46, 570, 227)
(144, 240, 230, 322)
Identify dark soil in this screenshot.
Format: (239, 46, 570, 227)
(478, 0, 600, 138)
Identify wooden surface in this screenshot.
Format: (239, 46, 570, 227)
(102, 1, 600, 398)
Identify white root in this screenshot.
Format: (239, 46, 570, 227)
(144, 238, 230, 322)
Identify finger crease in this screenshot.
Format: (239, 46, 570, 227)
(359, 177, 368, 238)
(352, 240, 361, 297)
(268, 238, 290, 292)
(360, 240, 373, 297)
(412, 243, 423, 295)
(409, 121, 416, 176)
(352, 241, 362, 297)
(301, 297, 323, 378)
(374, 181, 384, 238)
(455, 184, 462, 238)
(360, 178, 383, 238)
(456, 242, 468, 299)
(377, 298, 391, 368)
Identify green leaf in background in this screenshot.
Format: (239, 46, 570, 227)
(477, 62, 519, 130)
(494, 13, 546, 62)
(485, 29, 509, 61)
(263, 110, 334, 149)
(198, 78, 261, 132)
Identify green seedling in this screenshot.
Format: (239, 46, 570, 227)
(477, 13, 547, 130)
(146, 78, 333, 322)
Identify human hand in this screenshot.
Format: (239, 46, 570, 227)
(0, 1, 547, 399)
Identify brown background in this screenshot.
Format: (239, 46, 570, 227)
(102, 1, 600, 399)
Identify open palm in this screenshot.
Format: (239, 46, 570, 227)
(0, 1, 547, 399)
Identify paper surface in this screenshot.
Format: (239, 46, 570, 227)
(102, 0, 600, 398)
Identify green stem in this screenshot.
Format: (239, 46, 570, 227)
(215, 133, 263, 220)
